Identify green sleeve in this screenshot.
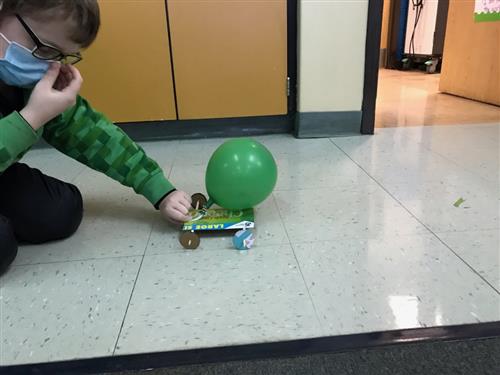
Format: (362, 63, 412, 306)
(0, 111, 40, 173)
(42, 96, 175, 207)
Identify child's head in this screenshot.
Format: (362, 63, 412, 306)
(0, 0, 100, 58)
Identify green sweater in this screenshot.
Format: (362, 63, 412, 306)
(0, 95, 175, 208)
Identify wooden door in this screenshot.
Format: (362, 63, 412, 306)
(77, 0, 177, 123)
(167, 0, 288, 120)
(439, 0, 500, 106)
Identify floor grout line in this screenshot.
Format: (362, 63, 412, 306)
(164, 142, 182, 179)
(12, 254, 144, 268)
(329, 138, 500, 296)
(111, 223, 155, 355)
(271, 193, 325, 333)
(70, 166, 88, 184)
(409, 133, 500, 188)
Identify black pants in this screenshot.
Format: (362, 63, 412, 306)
(0, 163, 83, 275)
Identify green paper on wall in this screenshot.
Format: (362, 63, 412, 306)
(475, 0, 500, 22)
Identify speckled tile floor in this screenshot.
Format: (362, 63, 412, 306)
(1, 124, 499, 365)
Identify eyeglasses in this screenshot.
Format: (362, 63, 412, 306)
(15, 14, 82, 65)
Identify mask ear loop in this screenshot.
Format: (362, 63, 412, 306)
(0, 32, 10, 45)
(0, 32, 37, 54)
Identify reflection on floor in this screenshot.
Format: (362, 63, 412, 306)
(1, 124, 499, 365)
(376, 69, 500, 128)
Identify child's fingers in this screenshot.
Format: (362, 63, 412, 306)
(61, 65, 83, 94)
(58, 64, 71, 82)
(39, 62, 61, 88)
(179, 197, 191, 209)
(57, 72, 69, 90)
(175, 203, 189, 216)
(55, 76, 69, 91)
(170, 207, 191, 223)
(60, 70, 70, 86)
(174, 204, 191, 219)
(62, 65, 73, 82)
(67, 64, 82, 80)
(54, 67, 71, 90)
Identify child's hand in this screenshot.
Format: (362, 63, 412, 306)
(159, 190, 192, 224)
(19, 63, 83, 130)
(53, 64, 75, 91)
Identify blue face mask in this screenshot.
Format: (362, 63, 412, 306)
(0, 33, 50, 88)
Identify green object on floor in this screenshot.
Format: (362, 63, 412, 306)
(205, 138, 277, 209)
(182, 208, 255, 232)
(453, 197, 466, 207)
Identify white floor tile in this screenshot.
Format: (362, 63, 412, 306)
(437, 229, 500, 291)
(115, 245, 322, 355)
(409, 123, 499, 150)
(428, 143, 499, 184)
(174, 135, 334, 167)
(175, 138, 227, 166)
(167, 162, 206, 194)
(19, 148, 86, 183)
(274, 153, 375, 191)
(138, 140, 179, 173)
(0, 257, 141, 365)
(293, 234, 500, 336)
(259, 133, 376, 191)
(274, 185, 428, 243)
(334, 135, 484, 186)
(332, 131, 424, 156)
(384, 179, 499, 233)
(255, 135, 341, 158)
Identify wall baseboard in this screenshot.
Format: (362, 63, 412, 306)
(379, 48, 387, 68)
(116, 115, 293, 142)
(32, 115, 294, 149)
(294, 111, 362, 138)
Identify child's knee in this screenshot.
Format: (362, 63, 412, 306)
(37, 183, 83, 243)
(57, 183, 83, 239)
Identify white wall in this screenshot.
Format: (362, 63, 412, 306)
(298, 0, 369, 113)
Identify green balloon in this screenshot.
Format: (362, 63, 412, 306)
(205, 138, 277, 209)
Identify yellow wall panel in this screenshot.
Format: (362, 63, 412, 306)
(168, 0, 287, 119)
(78, 0, 177, 123)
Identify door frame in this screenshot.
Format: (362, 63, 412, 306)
(360, 0, 384, 135)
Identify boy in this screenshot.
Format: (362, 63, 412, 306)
(0, 0, 192, 275)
